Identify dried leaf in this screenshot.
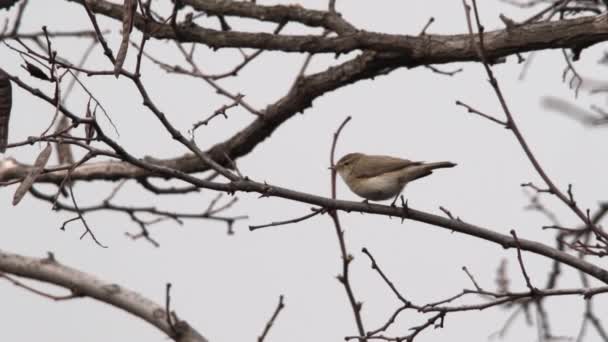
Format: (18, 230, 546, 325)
(54, 115, 74, 164)
(114, 0, 137, 77)
(22, 61, 51, 81)
(495, 259, 509, 294)
(0, 69, 12, 153)
(12, 143, 52, 205)
(54, 116, 73, 198)
(0, 0, 20, 10)
(84, 98, 95, 145)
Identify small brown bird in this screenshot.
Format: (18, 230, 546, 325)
(334, 153, 456, 202)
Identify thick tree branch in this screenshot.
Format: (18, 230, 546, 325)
(9, 2, 607, 186)
(0, 249, 207, 342)
(68, 0, 608, 60)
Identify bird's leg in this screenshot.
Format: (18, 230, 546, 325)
(390, 192, 402, 207)
(361, 199, 370, 205)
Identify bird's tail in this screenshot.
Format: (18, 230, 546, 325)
(423, 161, 457, 170)
(407, 161, 456, 181)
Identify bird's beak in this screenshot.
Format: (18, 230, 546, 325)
(328, 165, 335, 170)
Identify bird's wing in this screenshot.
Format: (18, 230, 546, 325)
(354, 155, 422, 178)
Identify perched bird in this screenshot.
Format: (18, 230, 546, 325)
(334, 153, 456, 202)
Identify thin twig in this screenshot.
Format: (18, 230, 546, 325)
(510, 230, 537, 293)
(257, 295, 286, 342)
(249, 208, 325, 231)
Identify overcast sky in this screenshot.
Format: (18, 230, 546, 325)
(2, 1, 608, 341)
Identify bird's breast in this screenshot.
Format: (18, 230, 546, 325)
(349, 172, 405, 201)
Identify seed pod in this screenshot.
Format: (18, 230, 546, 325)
(114, 0, 138, 77)
(13, 143, 52, 206)
(0, 69, 12, 153)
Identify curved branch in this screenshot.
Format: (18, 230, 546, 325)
(69, 0, 608, 59)
(0, 249, 207, 342)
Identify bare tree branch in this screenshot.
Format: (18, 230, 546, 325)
(0, 249, 208, 342)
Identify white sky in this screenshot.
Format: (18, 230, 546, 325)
(2, 1, 608, 341)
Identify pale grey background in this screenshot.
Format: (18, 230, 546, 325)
(1, 1, 608, 341)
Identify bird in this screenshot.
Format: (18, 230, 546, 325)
(333, 153, 456, 203)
